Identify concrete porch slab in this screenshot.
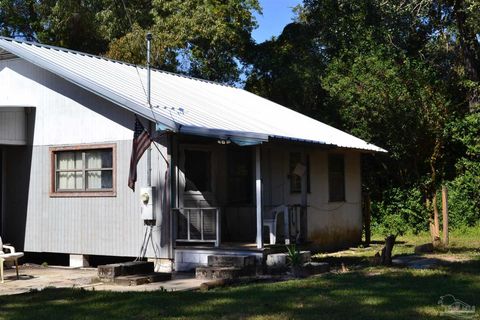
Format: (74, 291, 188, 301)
(0, 264, 204, 296)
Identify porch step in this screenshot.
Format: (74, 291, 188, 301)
(208, 255, 256, 268)
(196, 254, 258, 280)
(113, 272, 172, 286)
(97, 261, 154, 282)
(196, 266, 244, 280)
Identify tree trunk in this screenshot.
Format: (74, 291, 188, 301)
(430, 193, 441, 246)
(454, 0, 480, 111)
(381, 235, 396, 266)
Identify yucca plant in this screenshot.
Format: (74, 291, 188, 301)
(286, 244, 304, 277)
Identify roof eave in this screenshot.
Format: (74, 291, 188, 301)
(0, 39, 178, 130)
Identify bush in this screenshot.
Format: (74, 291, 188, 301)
(447, 160, 480, 228)
(371, 186, 429, 236)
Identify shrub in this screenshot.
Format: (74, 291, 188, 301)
(371, 186, 429, 236)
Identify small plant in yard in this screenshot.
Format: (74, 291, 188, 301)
(286, 244, 303, 278)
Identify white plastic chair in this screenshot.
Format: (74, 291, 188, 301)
(0, 236, 24, 283)
(263, 205, 290, 245)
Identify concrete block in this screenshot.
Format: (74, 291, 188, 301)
(266, 251, 312, 272)
(196, 266, 242, 280)
(69, 254, 89, 268)
(300, 251, 312, 263)
(266, 253, 287, 268)
(208, 255, 255, 268)
(148, 258, 173, 273)
(114, 272, 172, 286)
(97, 261, 154, 281)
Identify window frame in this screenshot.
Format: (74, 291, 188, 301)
(328, 153, 346, 202)
(50, 143, 117, 197)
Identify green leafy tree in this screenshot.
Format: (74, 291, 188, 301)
(107, 0, 260, 84)
(0, 0, 151, 55)
(244, 22, 331, 121)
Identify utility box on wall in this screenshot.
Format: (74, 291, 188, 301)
(140, 186, 155, 221)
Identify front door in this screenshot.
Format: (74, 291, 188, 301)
(179, 146, 217, 208)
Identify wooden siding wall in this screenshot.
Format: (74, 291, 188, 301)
(0, 58, 171, 259)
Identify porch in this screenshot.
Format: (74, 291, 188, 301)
(170, 136, 310, 270)
(171, 204, 307, 248)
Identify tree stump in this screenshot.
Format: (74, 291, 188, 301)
(380, 235, 396, 266)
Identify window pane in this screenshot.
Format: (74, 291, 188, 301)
(86, 150, 112, 169)
(86, 170, 113, 189)
(57, 152, 81, 170)
(57, 171, 83, 190)
(184, 150, 211, 192)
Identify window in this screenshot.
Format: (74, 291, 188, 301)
(289, 152, 310, 193)
(328, 154, 345, 202)
(50, 144, 116, 197)
(184, 150, 211, 192)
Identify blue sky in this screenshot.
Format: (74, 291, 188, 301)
(252, 0, 302, 43)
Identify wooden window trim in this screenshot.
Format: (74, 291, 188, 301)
(49, 143, 117, 198)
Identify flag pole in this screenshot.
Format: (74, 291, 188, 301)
(146, 32, 152, 187)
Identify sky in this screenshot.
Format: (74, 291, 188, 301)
(252, 0, 303, 43)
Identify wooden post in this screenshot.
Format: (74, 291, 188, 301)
(364, 194, 371, 246)
(300, 150, 308, 242)
(255, 146, 263, 249)
(284, 206, 290, 245)
(442, 185, 449, 246)
(432, 193, 440, 240)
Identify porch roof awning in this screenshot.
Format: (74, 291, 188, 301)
(0, 37, 386, 152)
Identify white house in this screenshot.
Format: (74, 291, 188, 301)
(0, 37, 385, 271)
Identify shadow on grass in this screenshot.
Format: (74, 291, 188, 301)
(437, 257, 480, 276)
(312, 255, 370, 268)
(1, 266, 479, 320)
(435, 246, 480, 254)
(368, 240, 406, 245)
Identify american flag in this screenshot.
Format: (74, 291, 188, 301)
(128, 117, 152, 191)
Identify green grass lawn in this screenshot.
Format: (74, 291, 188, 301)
(1, 229, 479, 320)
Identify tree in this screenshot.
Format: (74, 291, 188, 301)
(107, 0, 260, 84)
(245, 0, 478, 235)
(244, 22, 331, 121)
(1, 0, 259, 84)
(0, 0, 40, 41)
(0, 0, 151, 55)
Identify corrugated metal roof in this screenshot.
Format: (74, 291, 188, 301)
(0, 37, 385, 152)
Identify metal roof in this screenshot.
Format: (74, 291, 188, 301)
(0, 37, 385, 152)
